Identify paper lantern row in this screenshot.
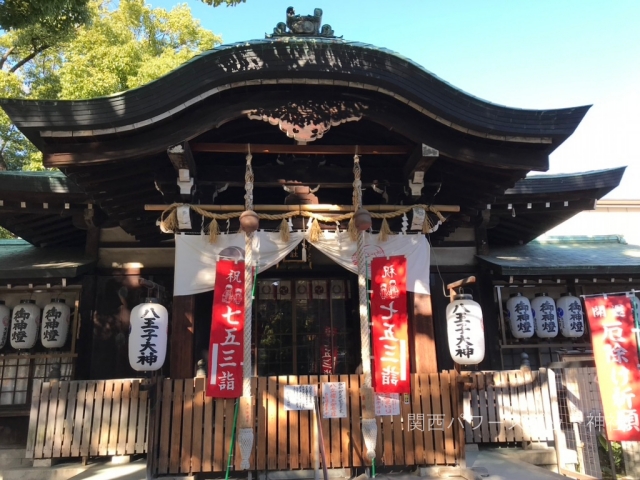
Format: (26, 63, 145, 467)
(0, 299, 70, 350)
(505, 292, 585, 340)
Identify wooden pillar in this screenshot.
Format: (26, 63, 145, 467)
(170, 294, 195, 378)
(75, 226, 100, 380)
(409, 292, 438, 373)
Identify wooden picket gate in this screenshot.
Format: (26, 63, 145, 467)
(461, 369, 555, 444)
(148, 372, 463, 476)
(26, 379, 149, 459)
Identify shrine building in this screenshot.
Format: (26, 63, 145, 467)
(0, 8, 637, 478)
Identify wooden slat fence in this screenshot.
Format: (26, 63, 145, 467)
(149, 372, 462, 476)
(462, 369, 555, 444)
(26, 378, 149, 459)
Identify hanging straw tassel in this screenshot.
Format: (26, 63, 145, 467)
(161, 208, 179, 233)
(422, 214, 434, 234)
(208, 218, 220, 243)
(309, 218, 322, 242)
(279, 218, 290, 242)
(348, 216, 357, 242)
(379, 218, 392, 242)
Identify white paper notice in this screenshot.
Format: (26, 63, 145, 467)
(321, 382, 348, 418)
(284, 385, 317, 411)
(375, 393, 400, 416)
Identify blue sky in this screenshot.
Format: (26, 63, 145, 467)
(149, 0, 640, 198)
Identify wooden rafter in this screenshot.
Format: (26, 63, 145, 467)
(144, 203, 460, 213)
(190, 143, 413, 155)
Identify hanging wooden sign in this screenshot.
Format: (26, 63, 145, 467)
(207, 259, 244, 398)
(584, 294, 640, 441)
(370, 255, 409, 394)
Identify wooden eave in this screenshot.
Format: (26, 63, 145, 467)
(487, 167, 626, 245)
(0, 38, 588, 163)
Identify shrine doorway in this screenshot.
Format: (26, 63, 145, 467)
(254, 275, 361, 376)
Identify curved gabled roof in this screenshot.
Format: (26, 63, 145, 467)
(0, 38, 589, 147)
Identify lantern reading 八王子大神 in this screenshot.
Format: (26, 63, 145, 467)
(41, 299, 71, 349)
(446, 294, 485, 365)
(10, 300, 40, 349)
(505, 293, 534, 339)
(0, 301, 10, 349)
(557, 293, 585, 338)
(128, 299, 168, 371)
(532, 293, 559, 339)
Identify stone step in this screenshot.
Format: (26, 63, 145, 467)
(0, 465, 89, 480)
(0, 448, 33, 468)
(1, 459, 146, 480)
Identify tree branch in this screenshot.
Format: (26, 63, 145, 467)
(0, 46, 15, 70)
(9, 44, 49, 73)
(0, 151, 8, 171)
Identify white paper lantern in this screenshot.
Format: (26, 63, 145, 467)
(505, 293, 534, 339)
(531, 293, 559, 339)
(128, 298, 168, 371)
(10, 300, 40, 349)
(0, 301, 10, 349)
(41, 299, 71, 349)
(556, 293, 585, 338)
(446, 294, 485, 365)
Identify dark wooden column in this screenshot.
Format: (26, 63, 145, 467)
(76, 225, 100, 379)
(409, 292, 438, 373)
(170, 294, 195, 378)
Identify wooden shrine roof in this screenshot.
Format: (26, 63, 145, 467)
(0, 38, 587, 169)
(487, 167, 625, 246)
(0, 168, 623, 248)
(0, 240, 95, 279)
(477, 235, 640, 276)
(0, 37, 606, 247)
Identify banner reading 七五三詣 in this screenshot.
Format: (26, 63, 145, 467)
(370, 255, 409, 394)
(584, 294, 640, 441)
(206, 259, 244, 398)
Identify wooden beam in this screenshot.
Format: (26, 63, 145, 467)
(167, 142, 197, 177)
(410, 292, 437, 373)
(0, 206, 83, 216)
(144, 203, 460, 213)
(403, 143, 439, 181)
(190, 143, 413, 155)
(171, 295, 195, 379)
(195, 165, 405, 185)
(446, 276, 476, 301)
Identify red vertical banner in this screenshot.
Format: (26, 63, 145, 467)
(584, 295, 640, 441)
(370, 255, 409, 394)
(206, 259, 244, 398)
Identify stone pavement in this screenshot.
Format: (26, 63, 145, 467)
(466, 449, 567, 480)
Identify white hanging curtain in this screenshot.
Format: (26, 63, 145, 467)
(307, 231, 430, 294)
(174, 232, 304, 296)
(174, 231, 430, 296)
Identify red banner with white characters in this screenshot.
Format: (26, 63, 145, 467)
(370, 255, 409, 393)
(206, 260, 244, 398)
(584, 295, 640, 441)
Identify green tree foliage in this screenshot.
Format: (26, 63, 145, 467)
(0, 0, 221, 171)
(0, 0, 91, 31)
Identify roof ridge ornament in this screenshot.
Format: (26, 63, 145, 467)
(268, 7, 338, 38)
